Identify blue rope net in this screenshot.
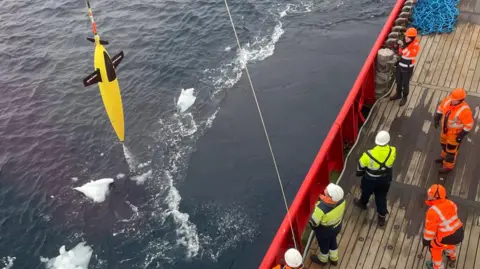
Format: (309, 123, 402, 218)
(410, 0, 460, 35)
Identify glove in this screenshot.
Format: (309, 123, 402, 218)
(423, 239, 431, 247)
(456, 130, 468, 143)
(397, 39, 404, 47)
(433, 113, 441, 129)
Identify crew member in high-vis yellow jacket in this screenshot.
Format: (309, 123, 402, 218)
(354, 130, 396, 227)
(309, 183, 345, 266)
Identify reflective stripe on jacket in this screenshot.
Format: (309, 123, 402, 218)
(398, 38, 420, 68)
(357, 145, 396, 178)
(436, 96, 474, 134)
(423, 199, 463, 241)
(309, 196, 346, 228)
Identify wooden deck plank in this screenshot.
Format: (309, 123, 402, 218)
(366, 100, 391, 140)
(408, 92, 441, 187)
(477, 173, 480, 202)
(474, 215, 480, 269)
(417, 34, 442, 84)
(354, 211, 380, 269)
(457, 25, 480, 89)
(472, 39, 480, 92)
(412, 35, 435, 82)
(459, 0, 471, 11)
(451, 23, 478, 88)
(444, 23, 472, 87)
(412, 35, 430, 76)
(456, 208, 475, 269)
(409, 89, 443, 187)
(363, 195, 402, 269)
(339, 210, 371, 269)
(422, 33, 449, 85)
(437, 23, 467, 86)
(464, 211, 480, 269)
(397, 86, 423, 184)
(384, 192, 415, 269)
(330, 191, 363, 268)
(430, 30, 456, 86)
(464, 24, 480, 91)
(395, 85, 418, 118)
(467, 0, 477, 12)
(403, 219, 425, 269)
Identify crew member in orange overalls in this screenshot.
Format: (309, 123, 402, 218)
(433, 88, 474, 173)
(423, 184, 464, 269)
(390, 27, 420, 106)
(272, 248, 306, 269)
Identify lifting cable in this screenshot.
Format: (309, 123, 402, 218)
(222, 0, 299, 250)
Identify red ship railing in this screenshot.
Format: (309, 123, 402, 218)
(259, 0, 406, 267)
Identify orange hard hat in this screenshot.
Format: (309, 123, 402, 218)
(405, 27, 417, 37)
(427, 184, 447, 200)
(451, 88, 466, 100)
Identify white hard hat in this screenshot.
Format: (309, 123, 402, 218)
(325, 183, 344, 202)
(375, 130, 390, 146)
(284, 248, 302, 268)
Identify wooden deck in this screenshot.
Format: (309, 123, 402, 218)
(305, 3, 480, 269)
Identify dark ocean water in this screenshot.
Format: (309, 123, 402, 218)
(0, 0, 394, 268)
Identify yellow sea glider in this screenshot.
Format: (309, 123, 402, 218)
(82, 0, 125, 142)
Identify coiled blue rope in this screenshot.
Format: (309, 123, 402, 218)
(410, 0, 460, 35)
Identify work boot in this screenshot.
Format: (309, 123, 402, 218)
(425, 261, 434, 269)
(378, 214, 386, 227)
(310, 255, 327, 266)
(329, 258, 338, 266)
(399, 96, 408, 106)
(447, 256, 456, 268)
(390, 93, 402, 100)
(438, 167, 453, 173)
(354, 198, 367, 210)
(435, 158, 444, 164)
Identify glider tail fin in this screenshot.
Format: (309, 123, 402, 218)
(86, 37, 109, 45)
(111, 51, 124, 69)
(83, 68, 102, 87)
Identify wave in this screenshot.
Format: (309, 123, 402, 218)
(109, 1, 317, 267)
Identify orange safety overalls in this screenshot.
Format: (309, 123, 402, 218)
(436, 97, 473, 169)
(398, 37, 419, 68)
(424, 199, 464, 269)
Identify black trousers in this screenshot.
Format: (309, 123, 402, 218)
(395, 65, 414, 96)
(359, 176, 391, 216)
(440, 226, 465, 245)
(313, 224, 342, 254)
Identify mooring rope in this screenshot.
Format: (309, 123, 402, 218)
(222, 0, 299, 250)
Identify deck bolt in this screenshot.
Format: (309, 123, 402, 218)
(394, 224, 400, 229)
(387, 245, 393, 250)
(359, 237, 364, 242)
